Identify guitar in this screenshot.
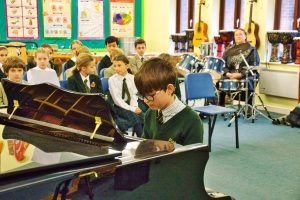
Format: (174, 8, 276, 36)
(193, 0, 208, 47)
(244, 0, 260, 47)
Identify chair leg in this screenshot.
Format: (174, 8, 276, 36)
(234, 112, 239, 148)
(208, 115, 217, 152)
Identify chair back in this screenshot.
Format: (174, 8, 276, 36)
(101, 77, 109, 92)
(59, 80, 68, 89)
(22, 72, 27, 81)
(204, 56, 225, 74)
(185, 72, 216, 100)
(99, 68, 106, 78)
(61, 62, 67, 80)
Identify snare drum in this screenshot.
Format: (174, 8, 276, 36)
(220, 79, 246, 91)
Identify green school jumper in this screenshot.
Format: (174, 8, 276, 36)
(142, 106, 203, 145)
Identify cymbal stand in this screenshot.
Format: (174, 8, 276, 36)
(227, 54, 273, 126)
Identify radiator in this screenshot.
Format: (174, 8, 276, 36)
(259, 69, 299, 99)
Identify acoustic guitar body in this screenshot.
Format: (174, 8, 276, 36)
(193, 21, 209, 47)
(245, 22, 260, 48)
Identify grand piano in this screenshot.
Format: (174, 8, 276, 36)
(0, 79, 233, 200)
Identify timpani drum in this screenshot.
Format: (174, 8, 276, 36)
(219, 30, 234, 48)
(277, 30, 299, 63)
(267, 31, 281, 62)
(293, 37, 300, 64)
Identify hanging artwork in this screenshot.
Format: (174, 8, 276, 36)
(78, 0, 104, 40)
(6, 0, 39, 39)
(43, 0, 71, 38)
(110, 0, 135, 37)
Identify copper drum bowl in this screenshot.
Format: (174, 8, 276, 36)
(214, 35, 223, 44)
(278, 30, 299, 45)
(185, 29, 194, 40)
(219, 30, 234, 44)
(170, 34, 179, 43)
(177, 33, 187, 43)
(267, 31, 281, 44)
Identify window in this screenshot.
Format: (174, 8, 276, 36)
(219, 0, 245, 30)
(176, 0, 195, 33)
(274, 0, 300, 30)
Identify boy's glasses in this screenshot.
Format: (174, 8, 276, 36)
(143, 90, 161, 101)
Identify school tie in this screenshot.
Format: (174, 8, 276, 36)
(157, 110, 163, 124)
(141, 57, 144, 63)
(83, 79, 90, 93)
(122, 78, 131, 104)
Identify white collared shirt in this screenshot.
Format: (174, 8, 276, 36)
(80, 73, 90, 88)
(160, 97, 186, 123)
(108, 73, 139, 112)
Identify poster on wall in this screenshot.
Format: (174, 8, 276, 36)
(43, 0, 71, 38)
(110, 0, 135, 38)
(78, 0, 104, 40)
(5, 0, 39, 39)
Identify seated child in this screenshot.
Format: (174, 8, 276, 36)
(0, 56, 27, 105)
(129, 38, 147, 74)
(104, 48, 124, 78)
(67, 53, 103, 93)
(108, 55, 144, 137)
(0, 46, 8, 80)
(27, 44, 59, 75)
(27, 48, 60, 87)
(134, 58, 203, 145)
(98, 36, 119, 73)
(65, 40, 83, 70)
(65, 46, 91, 79)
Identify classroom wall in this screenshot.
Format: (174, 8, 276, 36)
(0, 0, 142, 50)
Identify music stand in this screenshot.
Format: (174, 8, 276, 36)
(228, 53, 274, 126)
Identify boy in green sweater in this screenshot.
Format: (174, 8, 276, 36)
(134, 58, 203, 145)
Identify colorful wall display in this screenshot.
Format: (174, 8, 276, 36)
(5, 0, 39, 39)
(78, 0, 104, 40)
(43, 0, 71, 38)
(110, 0, 134, 37)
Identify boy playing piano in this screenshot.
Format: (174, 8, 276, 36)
(134, 58, 203, 145)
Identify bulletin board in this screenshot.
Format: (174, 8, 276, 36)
(0, 0, 143, 50)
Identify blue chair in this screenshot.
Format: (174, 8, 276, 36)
(59, 80, 68, 89)
(185, 72, 239, 151)
(101, 77, 109, 92)
(99, 68, 106, 78)
(61, 62, 67, 80)
(22, 72, 28, 81)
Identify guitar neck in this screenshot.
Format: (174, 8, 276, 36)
(198, 4, 202, 31)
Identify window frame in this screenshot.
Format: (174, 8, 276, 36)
(176, 0, 195, 33)
(219, 0, 242, 30)
(274, 0, 300, 30)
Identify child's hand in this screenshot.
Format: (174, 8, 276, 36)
(135, 107, 142, 114)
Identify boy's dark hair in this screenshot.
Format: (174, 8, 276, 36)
(134, 57, 176, 97)
(3, 56, 26, 73)
(0, 46, 8, 51)
(134, 38, 146, 48)
(113, 54, 129, 64)
(105, 36, 119, 45)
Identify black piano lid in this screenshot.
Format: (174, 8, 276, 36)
(0, 78, 127, 150)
